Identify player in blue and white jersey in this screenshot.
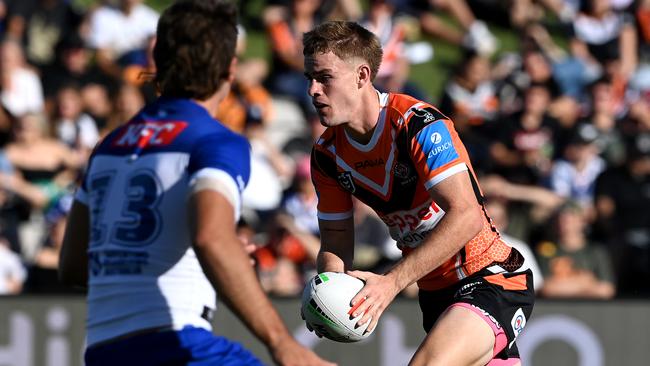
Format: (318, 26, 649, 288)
(59, 1, 335, 365)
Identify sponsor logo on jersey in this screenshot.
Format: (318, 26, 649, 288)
(430, 132, 442, 144)
(337, 171, 356, 193)
(511, 308, 526, 337)
(354, 158, 385, 170)
(417, 122, 459, 170)
(427, 142, 453, 159)
(113, 121, 188, 148)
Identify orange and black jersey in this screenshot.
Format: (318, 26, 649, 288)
(311, 92, 512, 290)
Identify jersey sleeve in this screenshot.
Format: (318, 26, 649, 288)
(188, 132, 251, 215)
(310, 148, 353, 220)
(405, 106, 468, 190)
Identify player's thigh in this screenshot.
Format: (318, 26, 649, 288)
(409, 305, 495, 366)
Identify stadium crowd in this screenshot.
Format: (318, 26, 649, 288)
(0, 0, 648, 300)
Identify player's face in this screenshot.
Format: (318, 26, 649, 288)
(305, 51, 361, 128)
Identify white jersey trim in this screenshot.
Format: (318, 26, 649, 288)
(317, 210, 353, 221)
(424, 163, 468, 190)
(189, 168, 241, 220)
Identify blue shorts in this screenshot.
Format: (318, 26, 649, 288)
(85, 326, 266, 366)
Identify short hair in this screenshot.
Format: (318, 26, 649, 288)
(153, 0, 238, 100)
(303, 21, 383, 81)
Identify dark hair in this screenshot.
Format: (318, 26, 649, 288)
(303, 21, 383, 81)
(153, 0, 238, 100)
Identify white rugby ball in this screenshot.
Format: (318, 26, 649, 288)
(301, 272, 373, 343)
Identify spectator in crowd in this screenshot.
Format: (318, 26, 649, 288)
(580, 76, 627, 165)
(361, 0, 427, 100)
(23, 193, 77, 293)
(439, 50, 499, 131)
(4, 113, 82, 210)
(484, 197, 545, 291)
(102, 82, 144, 136)
(52, 84, 99, 160)
(41, 33, 115, 126)
(549, 123, 606, 215)
(0, 39, 44, 116)
(5, 0, 83, 69)
(264, 0, 322, 118)
(570, 0, 638, 82)
(480, 173, 565, 248)
(241, 119, 295, 230)
(86, 0, 158, 82)
(490, 84, 559, 184)
(595, 133, 650, 296)
(535, 201, 616, 299)
(0, 237, 25, 294)
(217, 25, 273, 134)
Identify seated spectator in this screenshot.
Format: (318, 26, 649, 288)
(41, 33, 115, 127)
(594, 133, 650, 296)
(0, 149, 49, 254)
(4, 113, 83, 209)
(23, 194, 79, 293)
(579, 76, 627, 165)
(241, 121, 294, 230)
(490, 84, 559, 184)
(86, 0, 158, 82)
(0, 39, 44, 116)
(570, 0, 638, 81)
(217, 25, 273, 134)
(549, 123, 606, 214)
(6, 0, 83, 69)
(485, 196, 544, 291)
(52, 85, 99, 160)
(264, 0, 322, 118)
(535, 201, 616, 299)
(0, 237, 25, 294)
(480, 173, 565, 245)
(439, 50, 499, 131)
(102, 83, 145, 137)
(361, 0, 427, 100)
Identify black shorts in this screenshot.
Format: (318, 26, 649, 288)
(418, 263, 534, 362)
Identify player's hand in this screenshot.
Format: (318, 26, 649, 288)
(270, 337, 337, 366)
(346, 270, 401, 334)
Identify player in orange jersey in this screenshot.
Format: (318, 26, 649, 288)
(303, 21, 534, 366)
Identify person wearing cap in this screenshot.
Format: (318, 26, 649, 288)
(549, 123, 606, 214)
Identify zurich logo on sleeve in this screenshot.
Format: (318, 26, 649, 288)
(416, 122, 458, 170)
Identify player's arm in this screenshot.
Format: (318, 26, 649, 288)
(59, 200, 90, 287)
(386, 173, 483, 289)
(189, 181, 334, 366)
(317, 217, 355, 273)
(348, 172, 483, 332)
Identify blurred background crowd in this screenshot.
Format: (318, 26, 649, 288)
(0, 0, 648, 301)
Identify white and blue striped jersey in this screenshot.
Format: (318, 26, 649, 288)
(75, 98, 250, 346)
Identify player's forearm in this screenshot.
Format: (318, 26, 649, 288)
(386, 206, 483, 291)
(194, 238, 293, 349)
(317, 218, 355, 273)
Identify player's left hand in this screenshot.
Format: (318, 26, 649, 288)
(346, 270, 401, 334)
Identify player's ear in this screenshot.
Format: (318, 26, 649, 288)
(357, 63, 371, 89)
